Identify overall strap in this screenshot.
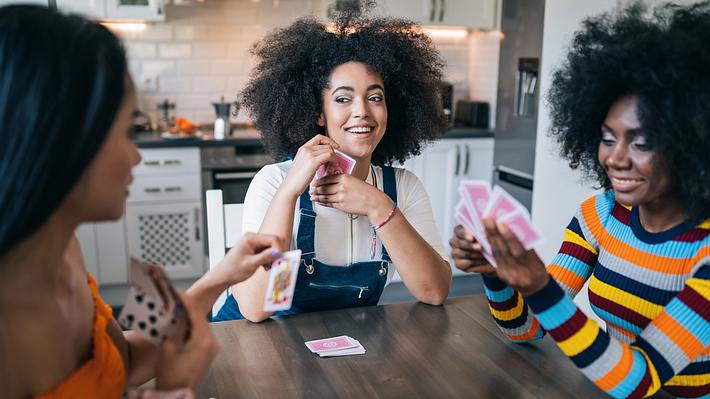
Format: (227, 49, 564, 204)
(296, 190, 316, 262)
(380, 166, 397, 262)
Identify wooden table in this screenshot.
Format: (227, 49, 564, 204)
(197, 295, 671, 398)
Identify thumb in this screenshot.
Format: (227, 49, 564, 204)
(249, 247, 281, 270)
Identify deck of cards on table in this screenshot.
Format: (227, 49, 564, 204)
(263, 250, 302, 312)
(305, 336, 366, 357)
(311, 149, 356, 187)
(456, 180, 543, 267)
(118, 258, 187, 343)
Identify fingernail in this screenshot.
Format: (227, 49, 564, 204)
(175, 304, 184, 317)
(271, 250, 281, 258)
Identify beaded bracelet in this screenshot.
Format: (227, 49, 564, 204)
(370, 202, 397, 259)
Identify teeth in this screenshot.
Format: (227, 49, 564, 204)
(347, 126, 372, 133)
(612, 177, 642, 184)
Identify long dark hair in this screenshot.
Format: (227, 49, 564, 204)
(0, 5, 128, 255)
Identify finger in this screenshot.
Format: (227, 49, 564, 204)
(497, 222, 526, 258)
(315, 172, 347, 186)
(454, 225, 475, 242)
(310, 184, 340, 196)
(449, 236, 482, 252)
(248, 247, 281, 270)
(451, 246, 487, 261)
(483, 218, 512, 261)
(306, 134, 340, 148)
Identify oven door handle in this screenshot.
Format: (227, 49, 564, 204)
(214, 171, 259, 180)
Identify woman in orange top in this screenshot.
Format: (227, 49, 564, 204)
(0, 5, 282, 398)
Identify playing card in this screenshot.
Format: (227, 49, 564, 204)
(263, 250, 302, 312)
(459, 180, 491, 223)
(312, 150, 356, 186)
(118, 286, 177, 343)
(482, 185, 529, 222)
(498, 210, 543, 250)
(318, 341, 367, 357)
(118, 259, 187, 344)
(305, 335, 358, 353)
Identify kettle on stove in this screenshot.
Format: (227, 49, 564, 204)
(212, 96, 240, 139)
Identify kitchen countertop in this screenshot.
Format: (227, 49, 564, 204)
(134, 126, 494, 149)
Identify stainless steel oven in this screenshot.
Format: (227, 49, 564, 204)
(200, 144, 273, 253)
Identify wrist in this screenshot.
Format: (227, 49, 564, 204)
(367, 195, 394, 224)
(519, 273, 550, 297)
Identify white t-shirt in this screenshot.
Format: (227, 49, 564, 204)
(242, 161, 447, 285)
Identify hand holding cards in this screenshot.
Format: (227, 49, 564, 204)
(263, 250, 302, 312)
(119, 258, 188, 343)
(311, 149, 356, 187)
(305, 335, 366, 357)
(456, 180, 543, 267)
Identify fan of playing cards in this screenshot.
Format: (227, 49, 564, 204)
(456, 180, 543, 267)
(305, 335, 366, 357)
(119, 258, 188, 343)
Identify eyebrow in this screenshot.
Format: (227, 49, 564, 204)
(601, 123, 642, 135)
(331, 84, 385, 95)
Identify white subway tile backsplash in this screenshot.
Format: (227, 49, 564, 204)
(193, 77, 227, 93)
(159, 43, 192, 58)
(124, 1, 499, 125)
(176, 60, 211, 76)
(192, 42, 228, 58)
(126, 42, 157, 58)
(159, 77, 193, 93)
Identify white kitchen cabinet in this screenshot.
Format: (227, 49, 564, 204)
(75, 218, 129, 285)
(399, 137, 494, 277)
(331, 0, 498, 29)
(56, 0, 165, 21)
(126, 147, 204, 279)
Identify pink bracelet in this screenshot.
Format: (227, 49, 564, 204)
(373, 202, 397, 231)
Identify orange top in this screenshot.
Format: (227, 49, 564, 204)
(35, 274, 126, 399)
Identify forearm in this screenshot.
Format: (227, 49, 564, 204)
(482, 275, 545, 342)
(231, 188, 298, 322)
(186, 266, 232, 317)
(375, 209, 451, 305)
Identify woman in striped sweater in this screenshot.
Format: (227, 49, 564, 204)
(450, 2, 710, 398)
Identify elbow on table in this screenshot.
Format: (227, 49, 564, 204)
(240, 308, 272, 323)
(416, 285, 450, 306)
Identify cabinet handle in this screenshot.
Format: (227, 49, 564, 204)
(194, 208, 200, 242)
(163, 159, 182, 166)
(143, 160, 160, 166)
(164, 186, 182, 192)
(439, 0, 445, 22)
(463, 144, 470, 175)
(144, 187, 161, 193)
(430, 0, 436, 22)
(454, 145, 461, 176)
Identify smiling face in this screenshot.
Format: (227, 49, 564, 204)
(598, 95, 673, 208)
(317, 61, 387, 162)
(65, 77, 142, 222)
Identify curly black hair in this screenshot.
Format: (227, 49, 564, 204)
(240, 11, 448, 165)
(548, 1, 710, 221)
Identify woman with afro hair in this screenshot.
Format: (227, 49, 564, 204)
(213, 11, 453, 322)
(449, 1, 710, 398)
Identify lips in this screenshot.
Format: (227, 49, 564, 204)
(344, 125, 373, 134)
(609, 175, 644, 192)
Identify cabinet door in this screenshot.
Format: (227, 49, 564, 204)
(437, 0, 497, 29)
(125, 201, 204, 279)
(55, 0, 107, 19)
(378, 0, 429, 23)
(96, 218, 129, 285)
(75, 223, 100, 278)
(459, 138, 495, 183)
(418, 140, 460, 252)
(105, 0, 165, 21)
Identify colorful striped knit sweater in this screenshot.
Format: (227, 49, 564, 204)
(483, 192, 710, 399)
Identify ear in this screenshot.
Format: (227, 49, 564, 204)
(316, 113, 325, 127)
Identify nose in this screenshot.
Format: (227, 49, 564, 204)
(351, 97, 370, 119)
(605, 142, 631, 170)
(132, 143, 142, 167)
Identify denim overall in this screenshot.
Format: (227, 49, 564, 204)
(213, 166, 397, 321)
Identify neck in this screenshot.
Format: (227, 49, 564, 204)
(637, 197, 687, 233)
(0, 210, 79, 295)
(352, 156, 372, 181)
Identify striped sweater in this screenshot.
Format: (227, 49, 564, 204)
(483, 192, 710, 399)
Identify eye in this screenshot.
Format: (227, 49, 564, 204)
(600, 131, 615, 146)
(368, 94, 384, 102)
(632, 138, 652, 152)
(335, 96, 351, 104)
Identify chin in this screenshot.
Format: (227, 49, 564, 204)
(613, 191, 642, 207)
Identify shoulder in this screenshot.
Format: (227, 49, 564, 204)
(578, 191, 620, 224)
